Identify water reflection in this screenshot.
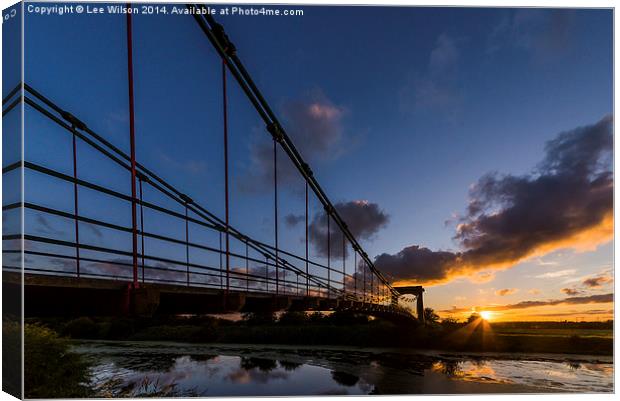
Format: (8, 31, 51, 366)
(430, 359, 613, 392)
(432, 360, 502, 383)
(331, 371, 360, 386)
(74, 341, 613, 396)
(240, 357, 277, 372)
(84, 346, 371, 396)
(225, 361, 289, 385)
(279, 360, 302, 371)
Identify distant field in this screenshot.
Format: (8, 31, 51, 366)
(493, 327, 613, 339)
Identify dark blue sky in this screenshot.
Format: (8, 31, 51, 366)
(4, 4, 613, 311)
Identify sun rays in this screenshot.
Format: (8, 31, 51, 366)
(445, 313, 497, 351)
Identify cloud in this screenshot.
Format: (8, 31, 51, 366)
(441, 293, 613, 314)
(226, 366, 288, 384)
(561, 288, 581, 296)
(487, 9, 576, 61)
(375, 245, 457, 285)
(80, 258, 131, 278)
(400, 33, 463, 113)
(284, 214, 305, 227)
(240, 90, 347, 193)
(49, 257, 77, 272)
(582, 274, 613, 288)
(230, 263, 315, 291)
(376, 115, 613, 286)
(290, 200, 389, 258)
(84, 223, 103, 239)
(35, 214, 65, 236)
(429, 34, 459, 74)
(528, 289, 541, 295)
(470, 271, 496, 284)
(495, 288, 518, 296)
(534, 269, 576, 279)
(536, 258, 558, 266)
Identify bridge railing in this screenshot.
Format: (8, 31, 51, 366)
(2, 83, 395, 305)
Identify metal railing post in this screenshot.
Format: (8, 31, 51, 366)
(126, 6, 139, 288)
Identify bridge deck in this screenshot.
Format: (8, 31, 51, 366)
(3, 271, 415, 321)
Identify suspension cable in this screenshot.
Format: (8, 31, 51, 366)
(189, 6, 399, 298)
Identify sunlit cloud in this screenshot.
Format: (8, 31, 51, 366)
(495, 288, 518, 296)
(469, 271, 496, 284)
(582, 274, 613, 288)
(561, 287, 582, 296)
(376, 116, 612, 286)
(536, 258, 559, 266)
(534, 269, 577, 279)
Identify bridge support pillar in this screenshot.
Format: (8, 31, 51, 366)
(275, 296, 292, 310)
(131, 287, 160, 317)
(290, 297, 320, 311)
(338, 300, 353, 310)
(394, 285, 426, 324)
(221, 292, 246, 312)
(319, 299, 339, 310)
(417, 292, 425, 323)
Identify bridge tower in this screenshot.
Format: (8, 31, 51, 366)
(394, 286, 425, 323)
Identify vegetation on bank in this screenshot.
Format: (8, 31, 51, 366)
(2, 320, 22, 398)
(425, 311, 612, 355)
(3, 320, 93, 398)
(28, 308, 613, 356)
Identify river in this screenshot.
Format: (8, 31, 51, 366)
(71, 341, 613, 396)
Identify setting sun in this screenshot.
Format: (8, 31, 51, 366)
(480, 311, 493, 321)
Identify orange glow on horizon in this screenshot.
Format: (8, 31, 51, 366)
(439, 303, 614, 322)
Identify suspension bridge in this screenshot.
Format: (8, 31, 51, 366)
(2, 5, 424, 322)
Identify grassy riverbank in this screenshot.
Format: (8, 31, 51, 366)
(28, 312, 613, 356)
(3, 320, 93, 398)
